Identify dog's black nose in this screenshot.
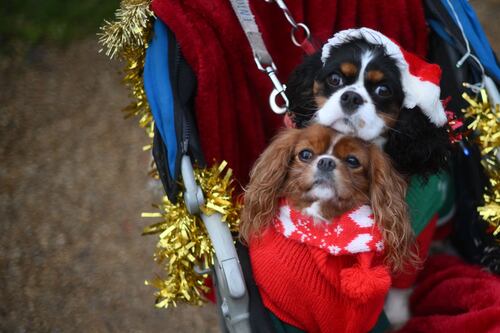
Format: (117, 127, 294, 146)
(317, 157, 336, 172)
(340, 91, 364, 113)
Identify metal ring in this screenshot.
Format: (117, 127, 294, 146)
(269, 86, 289, 114)
(290, 23, 311, 47)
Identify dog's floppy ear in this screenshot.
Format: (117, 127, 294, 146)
(384, 107, 451, 179)
(368, 145, 417, 272)
(240, 128, 300, 242)
(285, 52, 323, 128)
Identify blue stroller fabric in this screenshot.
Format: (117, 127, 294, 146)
(144, 19, 178, 178)
(143, 18, 204, 203)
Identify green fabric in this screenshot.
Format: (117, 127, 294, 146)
(370, 311, 391, 333)
(266, 173, 450, 332)
(406, 173, 448, 235)
(268, 306, 390, 333)
(269, 312, 304, 333)
(436, 172, 455, 223)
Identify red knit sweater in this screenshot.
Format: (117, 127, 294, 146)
(249, 202, 391, 333)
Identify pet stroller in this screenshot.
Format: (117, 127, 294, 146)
(102, 0, 500, 332)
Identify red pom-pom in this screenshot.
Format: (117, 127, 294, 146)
(340, 265, 391, 303)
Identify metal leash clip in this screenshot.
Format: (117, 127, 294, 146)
(266, 0, 312, 48)
(254, 56, 289, 114)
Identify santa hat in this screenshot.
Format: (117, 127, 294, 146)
(321, 27, 447, 127)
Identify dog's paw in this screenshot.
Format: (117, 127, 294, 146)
(384, 287, 412, 329)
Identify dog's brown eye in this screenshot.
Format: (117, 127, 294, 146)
(345, 155, 360, 168)
(298, 149, 313, 162)
(327, 73, 343, 87)
(374, 85, 392, 97)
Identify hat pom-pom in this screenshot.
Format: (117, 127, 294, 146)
(340, 254, 391, 303)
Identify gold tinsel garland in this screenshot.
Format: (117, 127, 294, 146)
(98, 0, 154, 139)
(98, 0, 153, 59)
(142, 161, 241, 307)
(462, 89, 500, 237)
(98, 1, 242, 307)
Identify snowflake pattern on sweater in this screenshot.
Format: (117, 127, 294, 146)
(274, 201, 385, 256)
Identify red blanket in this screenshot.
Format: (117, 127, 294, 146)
(151, 0, 428, 184)
(398, 255, 500, 333)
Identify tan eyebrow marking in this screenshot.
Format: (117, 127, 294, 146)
(366, 70, 384, 82)
(340, 62, 358, 77)
(313, 81, 323, 95)
(313, 81, 327, 107)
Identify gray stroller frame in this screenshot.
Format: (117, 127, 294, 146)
(180, 155, 251, 333)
